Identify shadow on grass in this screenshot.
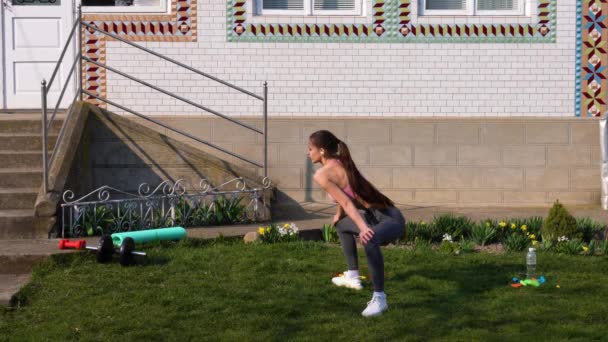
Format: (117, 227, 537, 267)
(383, 258, 523, 339)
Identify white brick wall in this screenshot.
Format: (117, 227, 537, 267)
(104, 0, 576, 117)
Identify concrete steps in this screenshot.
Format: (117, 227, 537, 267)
(0, 274, 31, 306)
(0, 169, 43, 188)
(0, 114, 64, 240)
(0, 133, 58, 151)
(0, 188, 38, 209)
(0, 238, 72, 306)
(0, 210, 37, 239)
(0, 151, 44, 168)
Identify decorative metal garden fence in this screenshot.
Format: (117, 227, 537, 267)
(60, 177, 272, 237)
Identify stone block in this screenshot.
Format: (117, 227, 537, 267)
(525, 168, 569, 190)
(592, 146, 602, 164)
(359, 167, 392, 189)
(414, 146, 457, 166)
(548, 192, 593, 204)
(244, 231, 260, 243)
(458, 146, 501, 166)
(161, 118, 212, 142)
(276, 189, 327, 203)
(437, 168, 483, 189)
(413, 191, 458, 203)
(391, 122, 435, 144)
(571, 168, 600, 190)
(213, 119, 260, 142)
(437, 123, 479, 144)
(571, 121, 599, 145)
(349, 145, 370, 166)
(482, 168, 524, 189)
(267, 121, 301, 143)
(503, 146, 546, 166)
(503, 191, 548, 204)
(481, 123, 525, 145)
(393, 168, 435, 189)
(526, 123, 569, 144)
(345, 121, 390, 143)
(234, 143, 279, 167)
(267, 167, 302, 188)
(369, 145, 412, 166)
(547, 146, 591, 166)
(278, 144, 308, 166)
(458, 191, 502, 204)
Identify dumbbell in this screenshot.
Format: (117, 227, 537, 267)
(86, 236, 146, 266)
(58, 239, 86, 250)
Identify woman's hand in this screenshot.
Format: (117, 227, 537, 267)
(359, 226, 375, 244)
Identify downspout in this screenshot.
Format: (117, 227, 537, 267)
(600, 117, 608, 209)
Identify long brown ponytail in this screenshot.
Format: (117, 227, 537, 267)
(309, 130, 394, 208)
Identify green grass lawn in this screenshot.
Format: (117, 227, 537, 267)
(2, 239, 608, 341)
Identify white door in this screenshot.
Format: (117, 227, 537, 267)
(3, 0, 74, 109)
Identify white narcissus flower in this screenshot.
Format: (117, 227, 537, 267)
(442, 233, 452, 242)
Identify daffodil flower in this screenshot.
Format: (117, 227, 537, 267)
(521, 226, 527, 232)
(532, 240, 539, 246)
(510, 223, 516, 229)
(499, 221, 507, 228)
(485, 222, 491, 228)
(529, 234, 536, 240)
(420, 221, 426, 225)
(258, 227, 265, 235)
(583, 246, 589, 252)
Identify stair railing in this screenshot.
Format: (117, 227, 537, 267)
(41, 6, 268, 194)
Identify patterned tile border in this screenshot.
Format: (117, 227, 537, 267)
(577, 0, 607, 117)
(227, 0, 556, 42)
(82, 0, 197, 107)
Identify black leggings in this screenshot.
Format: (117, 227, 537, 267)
(335, 207, 405, 292)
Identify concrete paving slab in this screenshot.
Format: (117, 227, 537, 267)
(0, 274, 31, 306)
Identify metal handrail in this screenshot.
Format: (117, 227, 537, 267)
(82, 56, 262, 135)
(41, 7, 269, 194)
(82, 90, 263, 167)
(81, 22, 264, 101)
(48, 53, 80, 130)
(46, 18, 80, 92)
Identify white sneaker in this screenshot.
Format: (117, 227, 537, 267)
(331, 273, 363, 290)
(361, 295, 388, 317)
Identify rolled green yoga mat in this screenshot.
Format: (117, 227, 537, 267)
(111, 227, 187, 246)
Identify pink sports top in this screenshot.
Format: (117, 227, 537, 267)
(325, 159, 358, 202)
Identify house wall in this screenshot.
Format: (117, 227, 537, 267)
(82, 0, 603, 207)
(144, 116, 601, 207)
(101, 0, 576, 117)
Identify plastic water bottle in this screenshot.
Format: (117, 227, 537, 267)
(526, 247, 537, 279)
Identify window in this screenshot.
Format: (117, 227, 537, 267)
(81, 0, 168, 13)
(259, 0, 361, 15)
(420, 0, 525, 15)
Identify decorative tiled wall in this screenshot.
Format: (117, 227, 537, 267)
(227, 0, 556, 42)
(92, 0, 591, 118)
(82, 0, 196, 107)
(577, 0, 608, 117)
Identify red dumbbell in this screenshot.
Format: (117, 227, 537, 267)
(58, 239, 87, 250)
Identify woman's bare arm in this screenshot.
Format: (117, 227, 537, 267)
(314, 171, 374, 243)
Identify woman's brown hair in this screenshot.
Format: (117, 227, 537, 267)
(309, 130, 394, 208)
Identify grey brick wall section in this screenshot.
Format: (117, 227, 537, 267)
(144, 116, 601, 207)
